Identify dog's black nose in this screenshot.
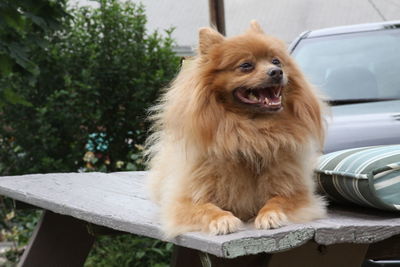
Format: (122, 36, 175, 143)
(268, 67, 283, 80)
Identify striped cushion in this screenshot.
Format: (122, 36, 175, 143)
(315, 145, 400, 211)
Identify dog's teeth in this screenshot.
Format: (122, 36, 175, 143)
(272, 97, 281, 105)
(248, 92, 258, 101)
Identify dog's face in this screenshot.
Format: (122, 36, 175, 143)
(198, 22, 292, 114)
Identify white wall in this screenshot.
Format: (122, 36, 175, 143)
(73, 0, 400, 48)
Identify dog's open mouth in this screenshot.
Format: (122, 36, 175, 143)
(234, 86, 283, 111)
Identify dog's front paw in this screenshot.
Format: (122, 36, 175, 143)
(255, 209, 288, 229)
(208, 212, 242, 235)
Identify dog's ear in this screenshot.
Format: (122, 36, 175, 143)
(248, 20, 264, 34)
(198, 27, 224, 55)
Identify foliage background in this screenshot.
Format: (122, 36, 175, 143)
(0, 0, 68, 108)
(0, 0, 180, 265)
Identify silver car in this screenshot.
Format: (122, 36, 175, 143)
(290, 21, 400, 153)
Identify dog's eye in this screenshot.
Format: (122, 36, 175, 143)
(239, 62, 254, 72)
(272, 58, 281, 66)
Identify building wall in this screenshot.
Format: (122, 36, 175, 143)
(73, 0, 400, 55)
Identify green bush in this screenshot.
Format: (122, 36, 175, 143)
(0, 0, 68, 110)
(0, 0, 67, 77)
(85, 235, 172, 267)
(0, 0, 179, 265)
(0, 0, 179, 175)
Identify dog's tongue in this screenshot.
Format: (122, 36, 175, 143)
(259, 87, 282, 108)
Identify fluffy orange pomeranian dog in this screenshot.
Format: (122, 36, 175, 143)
(146, 21, 327, 237)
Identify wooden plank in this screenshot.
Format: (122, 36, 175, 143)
(18, 210, 94, 267)
(313, 205, 400, 246)
(86, 223, 126, 236)
(266, 241, 369, 267)
(0, 172, 400, 259)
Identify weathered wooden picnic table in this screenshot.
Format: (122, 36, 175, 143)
(0, 171, 399, 267)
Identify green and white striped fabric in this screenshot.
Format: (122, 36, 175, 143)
(315, 145, 400, 211)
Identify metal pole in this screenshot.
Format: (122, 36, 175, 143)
(208, 0, 226, 35)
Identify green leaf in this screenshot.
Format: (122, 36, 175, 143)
(136, 251, 145, 259)
(151, 248, 165, 256)
(24, 12, 47, 30)
(165, 243, 173, 251)
(3, 87, 32, 106)
(126, 162, 137, 171)
(7, 43, 39, 76)
(29, 35, 50, 49)
(0, 8, 25, 32)
(0, 54, 13, 77)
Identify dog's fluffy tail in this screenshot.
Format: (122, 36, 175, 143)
(287, 195, 327, 223)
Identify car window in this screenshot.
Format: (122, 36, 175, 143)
(292, 29, 400, 101)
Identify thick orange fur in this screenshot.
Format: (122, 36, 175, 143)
(146, 21, 327, 237)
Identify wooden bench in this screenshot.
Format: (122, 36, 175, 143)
(0, 172, 400, 267)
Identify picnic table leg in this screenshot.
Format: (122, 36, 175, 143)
(18, 210, 95, 267)
(172, 241, 368, 267)
(266, 241, 369, 267)
(171, 246, 202, 267)
(365, 234, 400, 260)
(171, 245, 269, 267)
